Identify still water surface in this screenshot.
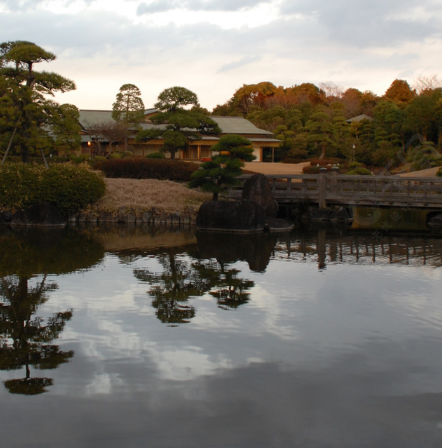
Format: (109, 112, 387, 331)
(1, 225, 442, 447)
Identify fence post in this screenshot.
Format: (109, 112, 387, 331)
(330, 166, 339, 195)
(319, 167, 327, 209)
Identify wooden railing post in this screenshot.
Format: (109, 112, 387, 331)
(319, 167, 327, 209)
(330, 167, 339, 195)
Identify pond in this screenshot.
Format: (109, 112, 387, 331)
(1, 225, 442, 448)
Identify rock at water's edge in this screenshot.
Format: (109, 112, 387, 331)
(242, 173, 279, 218)
(196, 200, 266, 232)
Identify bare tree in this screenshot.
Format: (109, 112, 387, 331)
(82, 120, 130, 155)
(413, 75, 442, 94)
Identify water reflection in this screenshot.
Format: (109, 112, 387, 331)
(134, 246, 255, 325)
(0, 275, 73, 395)
(273, 228, 442, 269)
(196, 231, 279, 272)
(0, 228, 104, 394)
(2, 225, 442, 446)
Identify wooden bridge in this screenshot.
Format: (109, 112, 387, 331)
(231, 171, 442, 209)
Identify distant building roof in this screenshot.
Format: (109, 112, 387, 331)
(346, 114, 374, 123)
(79, 110, 275, 138)
(211, 116, 273, 135)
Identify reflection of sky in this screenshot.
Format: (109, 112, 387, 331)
(2, 243, 442, 447)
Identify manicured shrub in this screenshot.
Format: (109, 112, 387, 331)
(0, 163, 45, 211)
(347, 162, 365, 169)
(99, 158, 199, 181)
(89, 156, 107, 170)
(302, 166, 321, 174)
(69, 153, 91, 165)
(146, 152, 165, 159)
(0, 163, 106, 214)
(345, 167, 373, 175)
(40, 164, 106, 214)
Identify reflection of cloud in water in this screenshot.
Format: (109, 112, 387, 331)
(151, 347, 233, 381)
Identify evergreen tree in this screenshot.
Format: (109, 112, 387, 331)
(137, 86, 220, 159)
(0, 40, 78, 164)
(189, 135, 255, 200)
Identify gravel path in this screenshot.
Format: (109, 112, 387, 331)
(244, 162, 440, 178)
(243, 162, 310, 175)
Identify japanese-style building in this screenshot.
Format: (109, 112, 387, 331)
(79, 109, 281, 162)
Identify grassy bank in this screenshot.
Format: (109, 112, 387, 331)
(84, 177, 212, 216)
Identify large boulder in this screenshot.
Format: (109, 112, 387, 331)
(11, 202, 67, 227)
(196, 200, 266, 232)
(0, 211, 12, 225)
(242, 173, 279, 218)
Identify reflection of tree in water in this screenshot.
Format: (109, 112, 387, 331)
(0, 275, 73, 395)
(193, 261, 254, 310)
(135, 250, 255, 325)
(135, 252, 207, 325)
(0, 227, 104, 395)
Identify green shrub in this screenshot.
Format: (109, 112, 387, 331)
(69, 153, 91, 165)
(345, 167, 372, 175)
(347, 162, 365, 169)
(99, 158, 199, 181)
(109, 150, 133, 159)
(0, 163, 46, 211)
(146, 152, 165, 159)
(89, 156, 107, 170)
(437, 167, 442, 177)
(0, 163, 105, 214)
(302, 166, 321, 174)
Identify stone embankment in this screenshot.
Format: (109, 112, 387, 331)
(0, 203, 198, 227)
(70, 207, 197, 226)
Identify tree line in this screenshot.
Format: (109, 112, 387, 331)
(212, 79, 442, 169)
(2, 40, 442, 171)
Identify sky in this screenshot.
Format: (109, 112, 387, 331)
(1, 0, 442, 111)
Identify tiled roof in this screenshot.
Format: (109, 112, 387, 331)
(211, 116, 273, 135)
(79, 110, 274, 137)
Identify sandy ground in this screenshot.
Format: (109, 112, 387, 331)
(244, 162, 440, 178)
(243, 162, 310, 175)
(398, 167, 439, 177)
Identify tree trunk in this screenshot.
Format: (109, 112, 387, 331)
(21, 144, 30, 163)
(1, 126, 18, 166)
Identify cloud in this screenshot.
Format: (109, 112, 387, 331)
(137, 0, 271, 15)
(218, 55, 261, 72)
(280, 0, 442, 47)
(1, 0, 442, 110)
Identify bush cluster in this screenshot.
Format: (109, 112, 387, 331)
(146, 152, 165, 159)
(99, 158, 199, 181)
(0, 163, 106, 214)
(345, 166, 373, 176)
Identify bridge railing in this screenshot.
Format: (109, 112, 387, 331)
(230, 173, 442, 208)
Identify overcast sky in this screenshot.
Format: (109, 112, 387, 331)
(1, 0, 441, 111)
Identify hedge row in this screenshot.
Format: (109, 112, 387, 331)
(0, 163, 106, 214)
(97, 158, 200, 181)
